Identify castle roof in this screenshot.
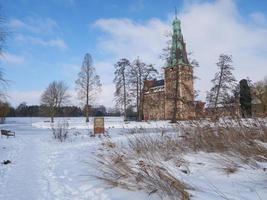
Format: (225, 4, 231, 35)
(153, 79, 164, 87)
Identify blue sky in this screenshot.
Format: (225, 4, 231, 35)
(1, 0, 267, 107)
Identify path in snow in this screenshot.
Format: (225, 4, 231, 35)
(0, 121, 50, 200)
(0, 120, 110, 200)
(0, 118, 151, 200)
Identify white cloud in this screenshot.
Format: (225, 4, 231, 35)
(96, 84, 115, 107)
(1, 53, 25, 65)
(60, 63, 80, 83)
(94, 0, 267, 103)
(47, 38, 68, 50)
(94, 18, 169, 67)
(15, 35, 68, 50)
(250, 12, 267, 26)
(8, 17, 59, 35)
(65, 84, 114, 108)
(9, 89, 78, 107)
(8, 90, 42, 106)
(8, 17, 67, 50)
(94, 61, 115, 84)
(179, 0, 267, 99)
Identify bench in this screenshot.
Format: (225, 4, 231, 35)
(1, 130, 15, 138)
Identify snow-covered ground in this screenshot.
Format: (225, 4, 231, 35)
(0, 117, 266, 200)
(0, 117, 164, 200)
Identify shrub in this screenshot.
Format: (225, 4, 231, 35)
(51, 121, 69, 142)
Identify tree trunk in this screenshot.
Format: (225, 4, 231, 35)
(86, 78, 89, 123)
(85, 106, 89, 122)
(214, 66, 224, 109)
(123, 72, 127, 121)
(136, 77, 139, 121)
(50, 106, 55, 123)
(85, 103, 89, 123)
(138, 76, 142, 121)
(139, 89, 143, 121)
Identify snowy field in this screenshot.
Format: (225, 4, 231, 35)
(0, 117, 266, 200)
(0, 117, 167, 200)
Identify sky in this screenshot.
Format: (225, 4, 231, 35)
(1, 0, 267, 108)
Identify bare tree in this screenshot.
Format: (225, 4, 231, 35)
(0, 6, 7, 56)
(206, 54, 237, 113)
(76, 53, 101, 122)
(113, 58, 131, 121)
(129, 58, 157, 121)
(0, 6, 10, 124)
(41, 81, 69, 123)
(0, 6, 8, 101)
(0, 100, 9, 123)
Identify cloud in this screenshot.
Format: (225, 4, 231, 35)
(94, 18, 169, 67)
(94, 0, 267, 102)
(65, 84, 114, 108)
(8, 17, 67, 50)
(179, 0, 267, 98)
(1, 53, 25, 65)
(15, 35, 68, 50)
(9, 88, 77, 107)
(8, 17, 60, 35)
(8, 90, 42, 106)
(94, 61, 115, 83)
(250, 12, 267, 26)
(60, 63, 80, 83)
(96, 84, 115, 107)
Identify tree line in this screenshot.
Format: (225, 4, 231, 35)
(2, 102, 120, 118)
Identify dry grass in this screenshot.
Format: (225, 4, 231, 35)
(95, 151, 191, 200)
(94, 117, 267, 199)
(180, 118, 267, 165)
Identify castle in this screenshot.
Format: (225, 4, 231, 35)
(143, 16, 203, 120)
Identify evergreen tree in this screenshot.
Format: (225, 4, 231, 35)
(239, 79, 252, 118)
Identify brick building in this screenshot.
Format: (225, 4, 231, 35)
(143, 16, 202, 120)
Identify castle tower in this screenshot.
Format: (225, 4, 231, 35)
(164, 16, 195, 120)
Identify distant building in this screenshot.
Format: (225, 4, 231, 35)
(143, 16, 203, 120)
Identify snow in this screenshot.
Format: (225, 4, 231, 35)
(0, 117, 157, 200)
(182, 152, 267, 200)
(0, 117, 266, 200)
(31, 117, 173, 130)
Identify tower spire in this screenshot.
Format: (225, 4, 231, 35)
(168, 8, 189, 66)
